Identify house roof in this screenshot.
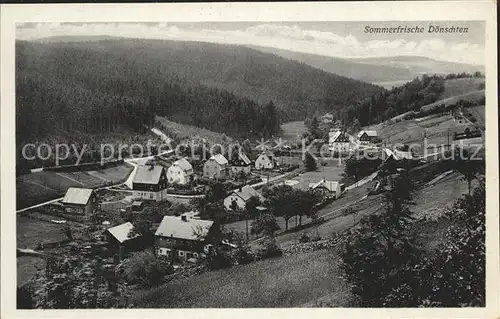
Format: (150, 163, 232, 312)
(329, 130, 350, 143)
(210, 154, 228, 166)
(260, 150, 274, 158)
(155, 216, 214, 240)
(309, 179, 340, 192)
(133, 165, 164, 184)
(172, 158, 193, 173)
(394, 149, 413, 159)
(231, 185, 264, 202)
(238, 152, 251, 165)
(357, 130, 377, 138)
(62, 187, 94, 205)
(107, 222, 139, 243)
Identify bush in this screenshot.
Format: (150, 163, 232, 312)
(121, 251, 173, 287)
(256, 237, 283, 259)
(299, 233, 310, 243)
(233, 245, 255, 265)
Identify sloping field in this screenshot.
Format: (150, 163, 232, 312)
(281, 121, 308, 142)
(16, 164, 133, 209)
(17, 215, 68, 249)
(440, 78, 485, 99)
(156, 116, 231, 145)
(134, 248, 352, 308)
(420, 90, 484, 112)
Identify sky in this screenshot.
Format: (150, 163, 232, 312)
(16, 21, 485, 65)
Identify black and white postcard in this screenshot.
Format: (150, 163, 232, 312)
(1, 2, 498, 318)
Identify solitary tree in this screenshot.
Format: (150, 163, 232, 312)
(453, 148, 484, 195)
(304, 151, 317, 171)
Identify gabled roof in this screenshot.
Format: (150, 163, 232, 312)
(394, 149, 413, 159)
(133, 165, 165, 184)
(62, 187, 94, 205)
(172, 158, 193, 173)
(357, 130, 377, 138)
(329, 130, 350, 143)
(155, 216, 214, 240)
(107, 222, 139, 243)
(209, 154, 228, 166)
(238, 152, 251, 165)
(259, 150, 274, 158)
(231, 185, 265, 202)
(309, 179, 340, 192)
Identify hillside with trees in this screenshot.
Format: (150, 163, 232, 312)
(16, 39, 383, 146)
(340, 72, 484, 129)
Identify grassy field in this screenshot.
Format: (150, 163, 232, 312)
(366, 110, 479, 155)
(281, 121, 307, 142)
(16, 164, 133, 209)
(286, 163, 345, 191)
(420, 90, 484, 112)
(439, 78, 485, 99)
(17, 215, 68, 249)
(18, 256, 46, 287)
(156, 116, 232, 145)
(134, 248, 352, 308)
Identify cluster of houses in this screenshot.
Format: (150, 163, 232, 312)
(132, 150, 278, 202)
(328, 129, 380, 152)
(61, 185, 222, 262)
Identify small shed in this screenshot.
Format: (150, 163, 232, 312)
(62, 187, 96, 216)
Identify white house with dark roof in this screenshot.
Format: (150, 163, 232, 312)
(203, 154, 229, 178)
(308, 179, 343, 199)
(155, 215, 220, 261)
(167, 158, 194, 185)
(329, 130, 352, 153)
(357, 130, 378, 144)
(132, 164, 168, 201)
(255, 150, 276, 170)
(223, 185, 265, 211)
(62, 187, 96, 215)
(230, 151, 252, 175)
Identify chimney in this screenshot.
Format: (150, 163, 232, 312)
(181, 215, 187, 222)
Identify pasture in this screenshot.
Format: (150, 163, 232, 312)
(16, 164, 133, 209)
(134, 248, 352, 308)
(281, 121, 307, 142)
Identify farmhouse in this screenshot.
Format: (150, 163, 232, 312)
(329, 130, 351, 152)
(155, 215, 220, 262)
(167, 158, 194, 185)
(383, 147, 413, 161)
(255, 150, 276, 170)
(357, 130, 378, 144)
(394, 149, 413, 160)
(62, 187, 96, 216)
(308, 179, 343, 199)
(224, 185, 265, 211)
(229, 151, 252, 175)
(103, 222, 141, 261)
(132, 164, 168, 201)
(203, 154, 229, 179)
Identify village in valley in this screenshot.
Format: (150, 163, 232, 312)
(15, 21, 487, 309)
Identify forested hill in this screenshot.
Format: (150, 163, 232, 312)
(16, 38, 383, 142)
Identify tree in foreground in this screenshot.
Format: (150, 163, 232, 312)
(453, 148, 484, 195)
(304, 151, 317, 171)
(251, 213, 280, 237)
(384, 180, 485, 307)
(341, 171, 419, 306)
